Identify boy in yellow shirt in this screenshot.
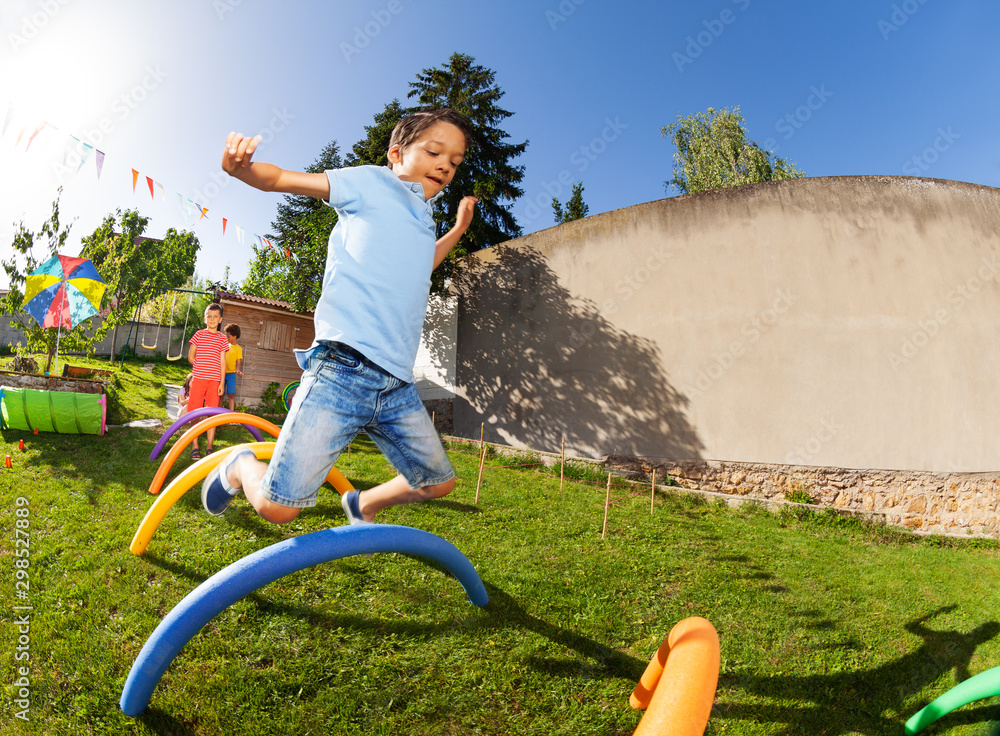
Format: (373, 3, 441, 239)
(223, 323, 244, 411)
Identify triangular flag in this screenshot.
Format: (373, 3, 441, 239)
(177, 196, 199, 225)
(146, 176, 154, 199)
(284, 248, 291, 261)
(2, 103, 13, 137)
(132, 169, 139, 192)
(222, 218, 228, 235)
(94, 150, 105, 179)
(75, 141, 94, 174)
(26, 121, 50, 151)
(235, 225, 244, 245)
(199, 206, 208, 220)
(155, 181, 167, 202)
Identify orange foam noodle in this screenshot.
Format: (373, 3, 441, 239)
(630, 617, 720, 736)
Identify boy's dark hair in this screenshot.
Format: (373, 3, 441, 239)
(206, 303, 223, 316)
(388, 108, 473, 155)
(225, 323, 241, 339)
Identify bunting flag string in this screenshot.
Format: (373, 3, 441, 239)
(2, 99, 301, 264)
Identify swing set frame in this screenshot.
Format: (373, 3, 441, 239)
(120, 288, 209, 366)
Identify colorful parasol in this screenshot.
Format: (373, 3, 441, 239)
(24, 254, 106, 329)
(23, 254, 107, 373)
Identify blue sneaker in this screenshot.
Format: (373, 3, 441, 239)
(340, 490, 371, 525)
(201, 449, 255, 516)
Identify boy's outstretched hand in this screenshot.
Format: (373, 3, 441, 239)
(455, 196, 478, 232)
(222, 132, 262, 176)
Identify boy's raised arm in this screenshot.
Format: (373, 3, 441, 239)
(223, 132, 330, 200)
(432, 196, 478, 271)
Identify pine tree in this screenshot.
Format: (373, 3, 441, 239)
(407, 52, 528, 272)
(344, 99, 405, 167)
(552, 182, 589, 224)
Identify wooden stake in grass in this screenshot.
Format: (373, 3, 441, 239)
(560, 436, 565, 491)
(650, 468, 657, 515)
(475, 441, 487, 505)
(602, 473, 612, 539)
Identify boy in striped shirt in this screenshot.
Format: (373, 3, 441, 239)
(187, 303, 229, 458)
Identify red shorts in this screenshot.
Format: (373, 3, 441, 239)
(188, 377, 221, 410)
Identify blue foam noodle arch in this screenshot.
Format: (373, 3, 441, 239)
(120, 525, 488, 717)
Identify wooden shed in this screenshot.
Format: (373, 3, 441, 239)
(215, 290, 314, 409)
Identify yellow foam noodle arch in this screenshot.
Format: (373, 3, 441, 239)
(130, 442, 354, 556)
(146, 412, 282, 496)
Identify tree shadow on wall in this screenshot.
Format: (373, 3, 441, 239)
(450, 245, 703, 460)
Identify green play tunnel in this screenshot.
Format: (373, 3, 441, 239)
(0, 386, 106, 435)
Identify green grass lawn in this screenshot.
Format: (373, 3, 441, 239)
(2, 357, 1000, 735)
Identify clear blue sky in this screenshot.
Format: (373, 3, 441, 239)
(1, 0, 997, 288)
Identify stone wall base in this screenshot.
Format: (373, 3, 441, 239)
(643, 459, 1000, 538)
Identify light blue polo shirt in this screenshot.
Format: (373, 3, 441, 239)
(293, 165, 440, 383)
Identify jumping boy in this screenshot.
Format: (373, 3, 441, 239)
(188, 303, 229, 458)
(223, 323, 244, 411)
(203, 108, 477, 526)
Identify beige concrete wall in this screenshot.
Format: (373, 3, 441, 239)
(454, 176, 1000, 473)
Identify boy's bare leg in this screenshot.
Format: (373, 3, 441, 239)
(224, 459, 453, 525)
(227, 453, 301, 524)
(356, 474, 456, 522)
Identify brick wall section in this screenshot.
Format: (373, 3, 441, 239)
(653, 460, 1000, 537)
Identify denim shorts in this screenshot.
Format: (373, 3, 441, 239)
(260, 342, 454, 508)
(224, 372, 236, 395)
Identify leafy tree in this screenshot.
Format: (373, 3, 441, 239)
(552, 182, 589, 224)
(80, 209, 199, 361)
(408, 52, 528, 284)
(241, 141, 343, 312)
(0, 191, 104, 373)
(662, 106, 804, 195)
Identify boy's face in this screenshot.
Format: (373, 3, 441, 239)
(226, 332, 237, 344)
(204, 309, 222, 330)
(388, 122, 466, 201)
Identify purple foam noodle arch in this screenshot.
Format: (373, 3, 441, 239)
(149, 407, 264, 460)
